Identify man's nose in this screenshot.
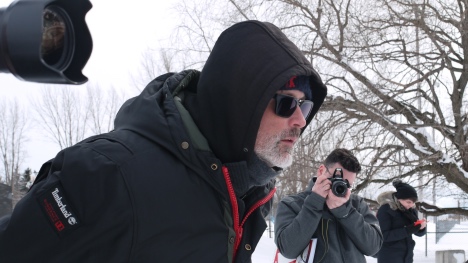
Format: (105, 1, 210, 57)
(289, 106, 307, 128)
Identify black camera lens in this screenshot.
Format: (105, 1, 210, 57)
(332, 181, 348, 197)
(0, 0, 92, 84)
(42, 6, 70, 68)
(313, 168, 350, 197)
(329, 168, 350, 197)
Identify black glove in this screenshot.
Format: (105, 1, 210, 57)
(405, 224, 420, 235)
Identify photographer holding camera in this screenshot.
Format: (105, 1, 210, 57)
(274, 148, 382, 262)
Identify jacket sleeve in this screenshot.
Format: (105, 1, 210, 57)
(377, 204, 409, 242)
(414, 209, 428, 237)
(274, 191, 325, 259)
(414, 226, 427, 237)
(0, 142, 134, 263)
(329, 195, 383, 256)
(408, 208, 427, 237)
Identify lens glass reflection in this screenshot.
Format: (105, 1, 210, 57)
(41, 7, 66, 66)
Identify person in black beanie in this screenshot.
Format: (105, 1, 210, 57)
(376, 180, 427, 263)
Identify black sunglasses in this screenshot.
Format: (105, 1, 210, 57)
(273, 94, 314, 119)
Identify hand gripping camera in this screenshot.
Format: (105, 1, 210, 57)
(313, 168, 350, 197)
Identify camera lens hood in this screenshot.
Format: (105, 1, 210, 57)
(0, 0, 92, 84)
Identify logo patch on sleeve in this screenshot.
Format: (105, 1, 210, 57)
(38, 183, 80, 236)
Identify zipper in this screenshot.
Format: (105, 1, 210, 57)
(222, 166, 276, 261)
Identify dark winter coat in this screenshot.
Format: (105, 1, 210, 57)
(376, 191, 427, 263)
(275, 181, 383, 262)
(0, 21, 327, 263)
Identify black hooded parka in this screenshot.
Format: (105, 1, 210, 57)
(376, 192, 427, 263)
(0, 20, 327, 263)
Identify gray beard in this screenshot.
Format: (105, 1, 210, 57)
(255, 128, 301, 168)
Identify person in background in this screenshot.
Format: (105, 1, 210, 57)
(0, 20, 327, 263)
(376, 180, 427, 263)
(275, 148, 383, 262)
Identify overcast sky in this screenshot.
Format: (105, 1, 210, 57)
(1, 0, 180, 172)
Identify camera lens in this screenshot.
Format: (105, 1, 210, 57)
(332, 181, 348, 197)
(0, 0, 92, 84)
(41, 6, 72, 69)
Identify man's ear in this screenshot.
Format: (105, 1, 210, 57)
(317, 164, 326, 177)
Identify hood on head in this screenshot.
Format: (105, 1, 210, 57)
(185, 20, 327, 164)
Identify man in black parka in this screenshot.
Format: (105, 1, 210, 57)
(0, 20, 327, 262)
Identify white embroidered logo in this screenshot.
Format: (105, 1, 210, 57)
(51, 188, 74, 222)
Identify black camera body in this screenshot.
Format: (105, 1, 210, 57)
(328, 168, 350, 197)
(313, 168, 350, 197)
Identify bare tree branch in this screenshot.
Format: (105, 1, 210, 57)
(167, 0, 468, 215)
(0, 99, 28, 209)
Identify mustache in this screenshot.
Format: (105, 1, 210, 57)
(281, 128, 301, 139)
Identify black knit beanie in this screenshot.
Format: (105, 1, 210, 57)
(393, 180, 418, 200)
(279, 75, 312, 100)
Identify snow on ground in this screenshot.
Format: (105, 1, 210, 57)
(252, 221, 468, 263)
